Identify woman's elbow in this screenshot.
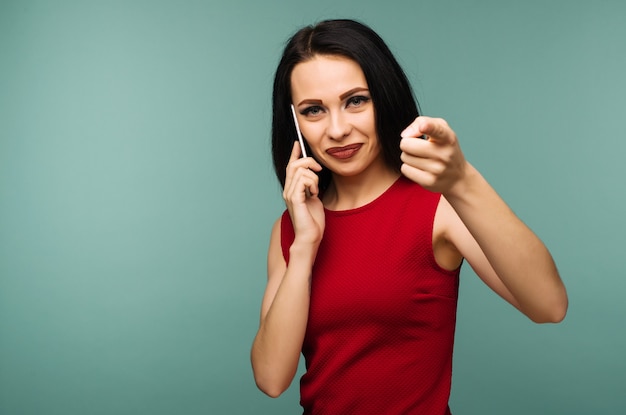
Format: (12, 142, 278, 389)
(251, 356, 292, 398)
(529, 296, 568, 324)
(258, 384, 287, 399)
(545, 301, 568, 323)
(253, 374, 290, 398)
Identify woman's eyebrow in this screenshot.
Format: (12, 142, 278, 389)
(296, 87, 369, 106)
(339, 87, 369, 100)
(297, 99, 323, 106)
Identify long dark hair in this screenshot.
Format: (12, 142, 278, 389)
(271, 19, 420, 189)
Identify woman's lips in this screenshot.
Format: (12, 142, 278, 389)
(326, 143, 363, 159)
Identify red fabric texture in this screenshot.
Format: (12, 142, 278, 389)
(281, 176, 460, 415)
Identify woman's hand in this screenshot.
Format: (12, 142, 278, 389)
(283, 141, 325, 246)
(399, 116, 468, 195)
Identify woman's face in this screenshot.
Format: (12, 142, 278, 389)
(290, 55, 383, 178)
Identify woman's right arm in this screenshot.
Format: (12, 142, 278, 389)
(250, 219, 316, 397)
(251, 142, 324, 397)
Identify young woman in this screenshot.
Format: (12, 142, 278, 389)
(251, 19, 567, 414)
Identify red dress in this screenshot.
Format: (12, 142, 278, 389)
(281, 176, 460, 414)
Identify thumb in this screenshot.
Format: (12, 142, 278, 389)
(405, 116, 455, 145)
(401, 117, 428, 140)
(401, 117, 422, 138)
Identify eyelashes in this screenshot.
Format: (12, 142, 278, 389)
(299, 95, 371, 117)
(300, 105, 323, 116)
(346, 95, 370, 107)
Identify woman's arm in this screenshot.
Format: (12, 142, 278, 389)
(439, 171, 567, 322)
(401, 117, 567, 323)
(251, 142, 325, 396)
(251, 218, 315, 397)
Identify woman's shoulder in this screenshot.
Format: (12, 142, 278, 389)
(275, 210, 294, 262)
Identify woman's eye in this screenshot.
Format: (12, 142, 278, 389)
(302, 106, 323, 116)
(346, 95, 370, 108)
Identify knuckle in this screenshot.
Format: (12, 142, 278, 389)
(433, 163, 446, 176)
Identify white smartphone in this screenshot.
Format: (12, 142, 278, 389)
(290, 104, 308, 158)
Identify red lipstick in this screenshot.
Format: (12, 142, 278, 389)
(326, 143, 362, 159)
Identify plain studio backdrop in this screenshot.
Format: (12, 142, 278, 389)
(1, 1, 624, 414)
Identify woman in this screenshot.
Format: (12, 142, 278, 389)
(251, 19, 567, 414)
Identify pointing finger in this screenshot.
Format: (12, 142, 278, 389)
(401, 116, 455, 145)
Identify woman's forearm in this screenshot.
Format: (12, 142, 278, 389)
(251, 243, 315, 397)
(445, 163, 568, 323)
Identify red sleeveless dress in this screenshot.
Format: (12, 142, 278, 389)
(281, 176, 460, 414)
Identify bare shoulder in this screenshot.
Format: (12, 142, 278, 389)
(267, 216, 286, 279)
(259, 216, 287, 323)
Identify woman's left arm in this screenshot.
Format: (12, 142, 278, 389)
(400, 116, 568, 323)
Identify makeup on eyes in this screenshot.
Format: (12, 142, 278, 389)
(290, 104, 308, 158)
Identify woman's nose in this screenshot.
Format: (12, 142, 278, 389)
(326, 111, 351, 140)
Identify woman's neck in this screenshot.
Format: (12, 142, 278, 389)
(323, 162, 400, 211)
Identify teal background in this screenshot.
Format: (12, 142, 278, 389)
(1, 1, 624, 414)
